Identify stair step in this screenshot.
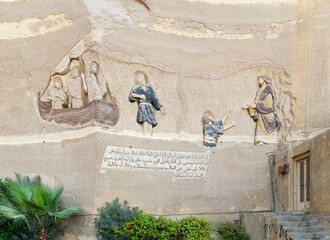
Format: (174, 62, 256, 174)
(277, 212, 308, 215)
(275, 215, 314, 221)
(279, 220, 319, 227)
(284, 226, 324, 233)
(289, 232, 325, 239)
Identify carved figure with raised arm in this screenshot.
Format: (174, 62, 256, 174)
(203, 112, 235, 148)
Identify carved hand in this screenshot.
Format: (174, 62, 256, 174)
(140, 94, 146, 100)
(160, 107, 166, 114)
(249, 103, 256, 108)
(132, 93, 146, 100)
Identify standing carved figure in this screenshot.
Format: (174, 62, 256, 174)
(67, 66, 87, 108)
(86, 61, 107, 103)
(129, 71, 165, 135)
(44, 76, 68, 109)
(243, 75, 282, 145)
(203, 113, 235, 147)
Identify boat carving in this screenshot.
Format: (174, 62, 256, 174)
(39, 99, 119, 126)
(38, 41, 119, 127)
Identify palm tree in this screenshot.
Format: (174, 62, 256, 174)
(0, 173, 83, 240)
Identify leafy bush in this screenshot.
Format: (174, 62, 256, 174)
(113, 213, 213, 240)
(115, 213, 179, 240)
(94, 197, 140, 240)
(178, 216, 213, 240)
(95, 198, 214, 240)
(218, 222, 248, 240)
(0, 174, 82, 240)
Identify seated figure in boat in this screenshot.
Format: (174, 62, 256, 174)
(86, 61, 107, 103)
(67, 66, 87, 108)
(129, 71, 165, 135)
(43, 76, 68, 109)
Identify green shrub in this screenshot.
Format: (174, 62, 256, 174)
(94, 197, 140, 240)
(178, 216, 213, 240)
(218, 222, 248, 240)
(114, 214, 213, 240)
(116, 213, 179, 240)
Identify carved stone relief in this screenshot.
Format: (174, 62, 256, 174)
(242, 75, 283, 145)
(202, 112, 235, 148)
(177, 61, 295, 143)
(128, 71, 166, 135)
(38, 42, 119, 127)
(37, 33, 295, 143)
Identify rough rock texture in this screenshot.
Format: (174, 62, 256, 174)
(0, 0, 329, 239)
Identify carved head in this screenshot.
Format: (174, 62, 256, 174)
(203, 114, 214, 125)
(52, 76, 63, 89)
(257, 75, 270, 87)
(90, 61, 99, 75)
(134, 71, 147, 86)
(71, 66, 80, 78)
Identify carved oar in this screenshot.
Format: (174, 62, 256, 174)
(224, 123, 235, 131)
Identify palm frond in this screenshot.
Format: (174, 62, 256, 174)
(0, 205, 27, 224)
(51, 204, 83, 219)
(51, 186, 64, 205)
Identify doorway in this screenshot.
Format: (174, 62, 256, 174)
(294, 152, 310, 211)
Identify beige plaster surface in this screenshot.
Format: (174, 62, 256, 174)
(0, 132, 273, 237)
(273, 129, 330, 213)
(0, 0, 328, 140)
(0, 0, 329, 238)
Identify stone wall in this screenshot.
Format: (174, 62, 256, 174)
(0, 0, 329, 138)
(0, 0, 329, 239)
(273, 129, 330, 213)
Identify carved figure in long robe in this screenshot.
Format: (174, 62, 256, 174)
(86, 61, 107, 103)
(44, 76, 68, 109)
(203, 113, 234, 147)
(129, 71, 165, 135)
(243, 75, 282, 144)
(67, 66, 87, 108)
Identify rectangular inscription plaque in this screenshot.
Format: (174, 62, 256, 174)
(102, 146, 210, 179)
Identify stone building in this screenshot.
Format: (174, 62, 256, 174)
(0, 0, 329, 239)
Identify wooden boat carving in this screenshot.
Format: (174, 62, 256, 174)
(39, 98, 119, 126)
(38, 41, 120, 127)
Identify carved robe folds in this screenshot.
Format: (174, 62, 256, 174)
(250, 85, 282, 136)
(129, 84, 163, 127)
(86, 75, 107, 103)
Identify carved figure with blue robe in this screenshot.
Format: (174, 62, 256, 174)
(129, 71, 165, 135)
(203, 113, 235, 147)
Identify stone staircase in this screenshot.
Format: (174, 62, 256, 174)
(275, 212, 326, 240)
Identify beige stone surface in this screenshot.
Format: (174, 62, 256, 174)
(0, 0, 329, 238)
(273, 129, 330, 213)
(0, 0, 329, 139)
(0, 0, 91, 136)
(0, 131, 273, 235)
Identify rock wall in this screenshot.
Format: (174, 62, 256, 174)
(0, 0, 329, 139)
(0, 0, 329, 238)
